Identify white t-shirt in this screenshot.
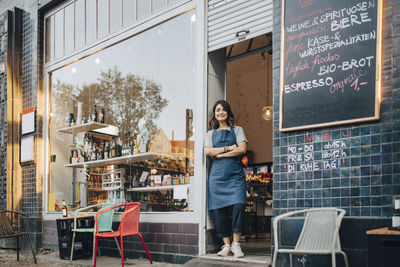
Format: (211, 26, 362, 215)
(204, 126, 247, 147)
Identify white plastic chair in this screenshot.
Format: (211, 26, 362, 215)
(272, 208, 349, 267)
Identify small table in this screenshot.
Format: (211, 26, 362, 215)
(56, 215, 95, 260)
(366, 227, 400, 267)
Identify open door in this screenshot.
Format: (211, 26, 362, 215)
(205, 34, 273, 259)
(206, 48, 226, 253)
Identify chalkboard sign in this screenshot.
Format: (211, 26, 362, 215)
(280, 0, 382, 131)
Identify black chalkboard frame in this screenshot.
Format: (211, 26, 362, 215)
(279, 0, 383, 132)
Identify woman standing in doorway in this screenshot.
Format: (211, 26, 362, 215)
(204, 100, 247, 258)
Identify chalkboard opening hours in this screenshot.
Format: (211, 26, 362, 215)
(279, 0, 383, 131)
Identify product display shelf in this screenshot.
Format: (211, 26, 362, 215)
(57, 122, 111, 134)
(64, 153, 165, 168)
(127, 184, 188, 192)
(88, 188, 107, 192)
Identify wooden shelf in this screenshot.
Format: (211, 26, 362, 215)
(57, 122, 111, 134)
(64, 152, 167, 168)
(88, 188, 107, 192)
(367, 227, 400, 235)
(127, 184, 188, 192)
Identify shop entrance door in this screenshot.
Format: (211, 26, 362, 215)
(206, 34, 273, 260)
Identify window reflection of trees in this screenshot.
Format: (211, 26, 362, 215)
(51, 67, 168, 141)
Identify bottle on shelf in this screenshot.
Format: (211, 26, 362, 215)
(91, 143, 97, 161)
(116, 138, 122, 157)
(61, 200, 68, 217)
(104, 142, 109, 159)
(111, 141, 116, 158)
(99, 144, 104, 160)
(92, 104, 98, 122)
(129, 139, 135, 155)
(99, 107, 105, 123)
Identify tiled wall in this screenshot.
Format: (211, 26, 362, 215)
(272, 0, 400, 266)
(103, 222, 198, 263)
(0, 0, 43, 249)
(43, 220, 197, 264)
(272, 0, 400, 218)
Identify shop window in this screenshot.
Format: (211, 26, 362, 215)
(48, 11, 196, 213)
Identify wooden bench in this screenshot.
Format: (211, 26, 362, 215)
(0, 210, 37, 264)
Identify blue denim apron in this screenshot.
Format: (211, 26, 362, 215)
(208, 127, 246, 210)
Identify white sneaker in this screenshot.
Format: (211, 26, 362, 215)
(231, 242, 244, 258)
(217, 244, 231, 257)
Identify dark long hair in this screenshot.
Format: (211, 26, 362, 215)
(208, 100, 235, 129)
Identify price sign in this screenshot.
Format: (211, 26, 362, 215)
(280, 0, 382, 131)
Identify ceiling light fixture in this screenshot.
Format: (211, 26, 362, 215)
(262, 106, 273, 121)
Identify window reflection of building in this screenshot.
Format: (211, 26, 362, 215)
(171, 138, 194, 174)
(148, 129, 172, 154)
(148, 128, 195, 175)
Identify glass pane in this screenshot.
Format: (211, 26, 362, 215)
(54, 10, 64, 59)
(137, 0, 151, 20)
(75, 0, 85, 50)
(49, 11, 196, 213)
(64, 3, 75, 54)
(123, 0, 136, 27)
(45, 16, 53, 62)
(97, 0, 109, 39)
(110, 0, 122, 33)
(152, 0, 166, 13)
(86, 0, 97, 44)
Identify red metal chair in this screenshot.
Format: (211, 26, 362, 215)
(93, 202, 152, 267)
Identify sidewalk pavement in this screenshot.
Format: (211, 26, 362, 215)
(0, 249, 269, 267)
(0, 248, 182, 267)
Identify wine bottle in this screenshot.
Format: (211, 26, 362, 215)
(92, 104, 98, 122)
(62, 200, 68, 217)
(91, 143, 97, 161)
(104, 142, 109, 159)
(111, 141, 116, 158)
(99, 107, 105, 123)
(99, 145, 104, 160)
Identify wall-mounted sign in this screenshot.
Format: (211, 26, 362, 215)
(22, 107, 35, 135)
(280, 0, 382, 131)
(21, 135, 34, 163)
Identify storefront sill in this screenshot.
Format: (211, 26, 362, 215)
(199, 254, 269, 265)
(44, 210, 199, 223)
